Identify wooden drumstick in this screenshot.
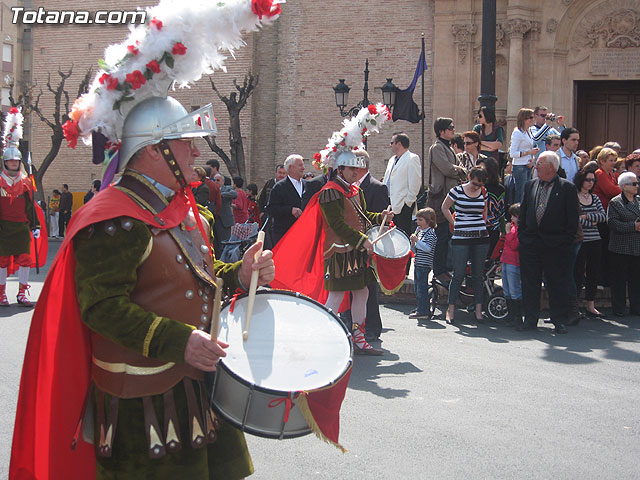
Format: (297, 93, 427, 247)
(378, 206, 390, 235)
(243, 230, 265, 341)
(371, 226, 397, 246)
(210, 278, 224, 341)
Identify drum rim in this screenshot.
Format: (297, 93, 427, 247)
(215, 353, 353, 397)
(216, 288, 354, 394)
(220, 288, 353, 339)
(365, 225, 411, 258)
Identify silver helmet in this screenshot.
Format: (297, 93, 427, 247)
(3, 145, 22, 162)
(118, 96, 217, 171)
(2, 145, 22, 174)
(335, 150, 367, 169)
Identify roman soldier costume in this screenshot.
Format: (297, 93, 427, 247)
(271, 104, 393, 355)
(0, 107, 46, 307)
(10, 1, 282, 479)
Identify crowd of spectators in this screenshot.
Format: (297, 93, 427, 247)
(424, 105, 640, 332)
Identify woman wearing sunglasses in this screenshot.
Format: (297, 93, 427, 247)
(573, 167, 606, 318)
(441, 166, 490, 325)
(606, 172, 640, 317)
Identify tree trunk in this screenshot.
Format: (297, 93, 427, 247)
(228, 109, 245, 180)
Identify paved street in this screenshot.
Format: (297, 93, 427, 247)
(1, 241, 639, 479)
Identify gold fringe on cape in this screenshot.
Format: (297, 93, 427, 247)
(296, 394, 348, 453)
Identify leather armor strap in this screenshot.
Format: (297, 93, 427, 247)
(198, 381, 218, 444)
(143, 395, 167, 459)
(163, 389, 182, 453)
(184, 378, 207, 449)
(157, 139, 188, 188)
(116, 171, 168, 215)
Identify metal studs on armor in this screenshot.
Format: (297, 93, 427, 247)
(200, 245, 209, 254)
(185, 264, 190, 270)
(176, 254, 184, 264)
(202, 304, 209, 313)
(153, 447, 160, 455)
(203, 295, 210, 302)
(104, 222, 117, 236)
(201, 314, 208, 323)
(198, 289, 203, 297)
(195, 437, 203, 446)
(185, 290, 195, 300)
(197, 325, 205, 331)
(121, 219, 133, 231)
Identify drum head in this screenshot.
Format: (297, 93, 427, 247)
(217, 290, 352, 393)
(367, 225, 410, 258)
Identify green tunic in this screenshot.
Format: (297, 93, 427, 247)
(74, 205, 253, 479)
(0, 191, 36, 257)
(319, 179, 381, 291)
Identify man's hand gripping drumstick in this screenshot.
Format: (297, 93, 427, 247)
(184, 232, 275, 370)
(243, 230, 265, 340)
(184, 277, 228, 372)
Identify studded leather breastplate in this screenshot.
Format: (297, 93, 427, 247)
(91, 172, 218, 398)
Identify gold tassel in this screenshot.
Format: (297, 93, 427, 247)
(296, 394, 347, 453)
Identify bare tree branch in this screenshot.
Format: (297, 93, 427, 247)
(206, 72, 259, 179)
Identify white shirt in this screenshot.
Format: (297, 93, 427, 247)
(355, 171, 370, 188)
(288, 175, 303, 198)
(509, 128, 535, 166)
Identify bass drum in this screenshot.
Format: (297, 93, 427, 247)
(207, 290, 352, 439)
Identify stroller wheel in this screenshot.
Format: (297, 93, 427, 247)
(485, 290, 509, 322)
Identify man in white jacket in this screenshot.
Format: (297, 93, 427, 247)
(382, 132, 422, 237)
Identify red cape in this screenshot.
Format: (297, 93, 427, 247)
(1, 176, 48, 274)
(10, 186, 192, 480)
(271, 180, 361, 306)
(271, 181, 361, 449)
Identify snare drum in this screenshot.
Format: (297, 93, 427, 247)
(365, 225, 410, 259)
(366, 226, 411, 294)
(208, 290, 352, 439)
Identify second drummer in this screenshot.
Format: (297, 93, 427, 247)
(320, 149, 393, 355)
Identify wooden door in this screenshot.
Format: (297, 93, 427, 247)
(576, 81, 640, 158)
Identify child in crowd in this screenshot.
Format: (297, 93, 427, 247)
(500, 203, 522, 326)
(246, 183, 261, 227)
(409, 208, 438, 320)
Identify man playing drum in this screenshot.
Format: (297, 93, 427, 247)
(319, 149, 394, 355)
(10, 1, 280, 479)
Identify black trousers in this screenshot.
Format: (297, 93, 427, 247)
(394, 203, 414, 274)
(520, 242, 570, 327)
(364, 281, 382, 337)
(58, 211, 71, 237)
(609, 251, 640, 315)
(394, 203, 414, 237)
(598, 223, 611, 286)
(574, 240, 601, 301)
(433, 222, 452, 276)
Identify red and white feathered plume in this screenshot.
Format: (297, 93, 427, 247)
(312, 103, 392, 172)
(63, 0, 283, 149)
(3, 106, 23, 149)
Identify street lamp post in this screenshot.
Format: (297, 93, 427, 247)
(333, 59, 397, 118)
(478, 0, 497, 109)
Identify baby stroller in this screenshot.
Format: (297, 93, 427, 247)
(219, 222, 260, 263)
(427, 237, 508, 322)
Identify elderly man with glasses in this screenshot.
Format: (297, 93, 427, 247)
(517, 151, 579, 334)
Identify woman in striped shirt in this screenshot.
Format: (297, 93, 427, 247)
(574, 167, 607, 318)
(441, 166, 490, 325)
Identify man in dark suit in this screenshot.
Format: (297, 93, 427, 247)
(301, 173, 327, 210)
(517, 151, 579, 334)
(356, 154, 390, 341)
(267, 154, 306, 245)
